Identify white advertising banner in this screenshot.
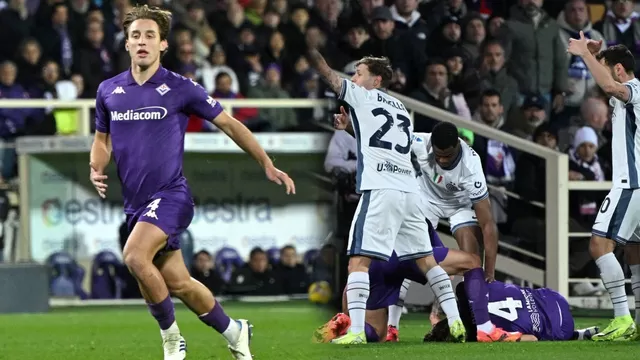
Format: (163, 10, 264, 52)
(25, 135, 331, 262)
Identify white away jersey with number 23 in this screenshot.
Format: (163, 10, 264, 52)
(338, 78, 419, 194)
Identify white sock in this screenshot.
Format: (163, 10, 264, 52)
(426, 266, 460, 325)
(160, 321, 179, 336)
(596, 253, 629, 317)
(388, 279, 411, 328)
(477, 321, 494, 333)
(346, 271, 369, 334)
(221, 319, 241, 343)
(630, 264, 640, 324)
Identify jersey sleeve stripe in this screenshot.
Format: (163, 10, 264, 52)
(624, 105, 639, 187)
(338, 78, 347, 101)
(470, 190, 489, 203)
(625, 83, 635, 105)
(349, 107, 364, 193)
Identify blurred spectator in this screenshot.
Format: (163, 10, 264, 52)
(427, 16, 462, 58)
(360, 6, 426, 92)
(211, 72, 262, 129)
(425, 0, 469, 35)
(229, 247, 283, 296)
(409, 59, 460, 132)
(0, 60, 31, 180)
(247, 64, 297, 131)
(338, 23, 370, 66)
(191, 250, 225, 295)
(472, 89, 511, 161)
(568, 126, 605, 228)
(15, 38, 43, 93)
(311, 243, 336, 287)
(201, 44, 240, 94)
(0, 0, 32, 62)
(460, 12, 486, 64)
(74, 19, 114, 98)
(262, 31, 293, 80)
(510, 93, 549, 140)
(35, 2, 75, 77)
(500, 0, 569, 115)
(558, 97, 610, 152)
(444, 48, 476, 119)
(557, 0, 607, 119)
(275, 245, 309, 295)
(310, 0, 343, 40)
(594, 0, 640, 74)
(466, 39, 519, 116)
(282, 5, 310, 61)
(324, 129, 357, 174)
(390, 0, 429, 49)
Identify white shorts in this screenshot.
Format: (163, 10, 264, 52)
(592, 188, 640, 244)
(423, 201, 478, 233)
(347, 189, 432, 261)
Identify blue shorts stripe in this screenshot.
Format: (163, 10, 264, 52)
(348, 190, 371, 256)
(397, 251, 433, 261)
(347, 249, 390, 261)
(606, 189, 633, 240)
(451, 221, 478, 233)
(625, 103, 638, 188)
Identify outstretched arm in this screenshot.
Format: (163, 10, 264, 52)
(307, 49, 344, 96)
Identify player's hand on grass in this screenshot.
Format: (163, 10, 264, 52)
(90, 162, 108, 199)
(333, 106, 349, 130)
(265, 165, 296, 195)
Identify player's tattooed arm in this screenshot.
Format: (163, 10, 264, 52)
(307, 49, 343, 95)
(581, 52, 631, 102)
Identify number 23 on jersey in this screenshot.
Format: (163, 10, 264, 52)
(368, 107, 412, 154)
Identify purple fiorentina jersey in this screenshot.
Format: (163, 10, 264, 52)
(366, 224, 447, 310)
(95, 66, 223, 213)
(486, 281, 574, 341)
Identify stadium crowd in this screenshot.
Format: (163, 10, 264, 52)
(0, 0, 637, 296)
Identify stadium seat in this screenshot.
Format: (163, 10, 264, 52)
(90, 250, 126, 299)
(267, 247, 280, 265)
(215, 247, 244, 283)
(46, 252, 88, 299)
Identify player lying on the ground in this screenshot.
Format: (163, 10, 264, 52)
(313, 225, 523, 343)
(423, 281, 600, 342)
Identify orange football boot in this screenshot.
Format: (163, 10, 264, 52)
(477, 326, 522, 342)
(312, 313, 351, 343)
(386, 325, 399, 342)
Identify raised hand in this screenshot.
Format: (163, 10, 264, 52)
(90, 162, 108, 198)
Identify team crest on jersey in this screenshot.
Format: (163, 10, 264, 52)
(155, 83, 171, 96)
(445, 182, 461, 192)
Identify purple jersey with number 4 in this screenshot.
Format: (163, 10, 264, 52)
(95, 66, 223, 213)
(486, 281, 574, 341)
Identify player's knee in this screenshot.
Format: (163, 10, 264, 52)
(166, 278, 193, 298)
(589, 235, 615, 259)
(122, 249, 150, 275)
(348, 255, 371, 273)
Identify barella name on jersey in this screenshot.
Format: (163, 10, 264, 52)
(377, 93, 407, 112)
(110, 106, 169, 121)
(376, 161, 413, 175)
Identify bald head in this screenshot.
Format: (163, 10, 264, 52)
(580, 97, 609, 131)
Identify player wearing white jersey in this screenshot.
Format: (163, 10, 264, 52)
(308, 50, 465, 345)
(387, 122, 500, 338)
(568, 34, 640, 341)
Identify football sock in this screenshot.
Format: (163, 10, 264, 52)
(346, 271, 369, 334)
(388, 279, 411, 328)
(630, 264, 640, 323)
(148, 295, 176, 331)
(463, 268, 493, 333)
(364, 322, 379, 342)
(427, 266, 460, 325)
(199, 302, 240, 343)
(596, 253, 630, 317)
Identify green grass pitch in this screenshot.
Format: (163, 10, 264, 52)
(0, 301, 637, 359)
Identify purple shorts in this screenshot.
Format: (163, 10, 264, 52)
(126, 188, 194, 253)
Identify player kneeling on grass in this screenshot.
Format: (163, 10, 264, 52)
(313, 224, 523, 343)
(424, 281, 600, 342)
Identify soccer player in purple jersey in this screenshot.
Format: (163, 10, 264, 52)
(313, 224, 522, 343)
(88, 6, 294, 360)
(425, 281, 600, 342)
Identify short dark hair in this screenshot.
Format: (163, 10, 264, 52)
(481, 88, 501, 101)
(596, 44, 636, 74)
(481, 39, 504, 55)
(249, 247, 265, 259)
(123, 5, 172, 41)
(215, 72, 231, 83)
(356, 56, 393, 87)
(280, 245, 295, 255)
(432, 122, 460, 150)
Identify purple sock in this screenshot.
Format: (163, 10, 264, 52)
(199, 302, 232, 334)
(364, 323, 379, 342)
(147, 295, 176, 330)
(463, 268, 491, 325)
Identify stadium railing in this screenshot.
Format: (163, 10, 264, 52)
(0, 91, 612, 300)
